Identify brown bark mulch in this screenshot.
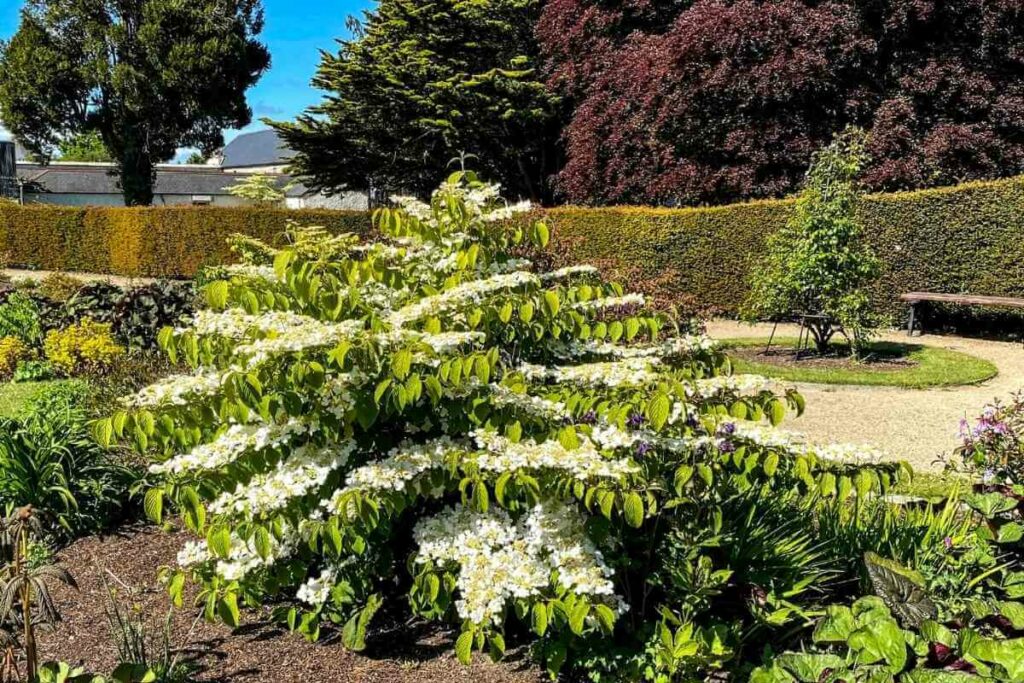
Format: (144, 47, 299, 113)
(36, 525, 544, 683)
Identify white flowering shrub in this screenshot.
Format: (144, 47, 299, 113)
(97, 173, 907, 679)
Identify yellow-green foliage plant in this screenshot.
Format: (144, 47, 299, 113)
(44, 319, 125, 376)
(99, 174, 911, 680)
(0, 336, 32, 379)
(37, 272, 86, 302)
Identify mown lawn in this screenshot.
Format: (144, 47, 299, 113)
(721, 337, 998, 389)
(0, 380, 73, 418)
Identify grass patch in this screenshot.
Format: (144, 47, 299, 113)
(892, 471, 970, 501)
(721, 337, 998, 389)
(0, 380, 73, 418)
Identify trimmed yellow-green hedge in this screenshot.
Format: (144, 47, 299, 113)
(2, 175, 1023, 322)
(0, 205, 370, 278)
(548, 175, 1024, 319)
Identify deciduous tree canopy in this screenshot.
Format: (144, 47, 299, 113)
(273, 0, 563, 203)
(539, 0, 1024, 206)
(0, 0, 270, 205)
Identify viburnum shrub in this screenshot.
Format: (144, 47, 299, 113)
(97, 173, 905, 678)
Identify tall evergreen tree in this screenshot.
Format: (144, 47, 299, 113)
(273, 0, 563, 203)
(0, 0, 270, 206)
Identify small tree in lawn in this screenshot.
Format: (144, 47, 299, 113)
(743, 128, 879, 358)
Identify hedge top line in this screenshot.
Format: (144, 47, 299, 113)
(4, 171, 1022, 219)
(548, 173, 1024, 215)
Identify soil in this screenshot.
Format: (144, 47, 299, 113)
(730, 344, 917, 372)
(36, 525, 544, 683)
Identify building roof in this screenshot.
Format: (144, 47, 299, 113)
(220, 129, 295, 169)
(17, 162, 304, 197)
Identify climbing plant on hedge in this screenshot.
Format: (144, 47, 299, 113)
(743, 129, 880, 356)
(97, 174, 905, 678)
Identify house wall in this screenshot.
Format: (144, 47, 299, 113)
(25, 193, 253, 207)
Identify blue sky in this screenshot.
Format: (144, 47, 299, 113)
(0, 0, 374, 156)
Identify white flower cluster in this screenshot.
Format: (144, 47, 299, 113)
(718, 420, 887, 466)
(521, 357, 661, 388)
(485, 258, 532, 274)
(809, 442, 886, 465)
(687, 374, 783, 400)
(177, 522, 302, 582)
(489, 384, 568, 421)
(415, 331, 487, 354)
(121, 369, 223, 408)
(330, 437, 464, 499)
(151, 419, 310, 475)
(387, 271, 539, 328)
(209, 442, 355, 518)
(472, 430, 638, 480)
(296, 566, 338, 607)
(550, 335, 718, 362)
(540, 265, 599, 282)
(479, 200, 532, 223)
(190, 309, 313, 339)
(413, 500, 619, 625)
(224, 264, 280, 282)
(573, 294, 646, 311)
(234, 319, 365, 368)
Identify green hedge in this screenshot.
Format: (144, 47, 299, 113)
(548, 175, 1024, 319)
(0, 205, 370, 278)
(2, 176, 1023, 322)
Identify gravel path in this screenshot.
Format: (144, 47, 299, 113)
(707, 320, 1024, 472)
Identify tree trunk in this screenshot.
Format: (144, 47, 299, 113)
(117, 128, 155, 206)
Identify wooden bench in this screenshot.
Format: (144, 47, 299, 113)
(900, 292, 1024, 335)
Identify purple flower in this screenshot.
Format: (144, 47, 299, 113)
(943, 536, 953, 551)
(636, 442, 653, 457)
(718, 439, 736, 454)
(717, 422, 736, 436)
(579, 410, 597, 425)
(627, 414, 646, 429)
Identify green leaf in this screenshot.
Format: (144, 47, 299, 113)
(392, 349, 413, 380)
(623, 491, 644, 528)
(218, 592, 241, 628)
(143, 488, 163, 524)
(543, 291, 560, 317)
(568, 600, 589, 634)
(207, 526, 232, 559)
(646, 393, 670, 431)
(455, 629, 475, 665)
(769, 399, 786, 426)
(342, 593, 383, 652)
(534, 221, 550, 248)
(593, 604, 616, 634)
(519, 301, 535, 322)
(254, 526, 272, 560)
(531, 602, 549, 635)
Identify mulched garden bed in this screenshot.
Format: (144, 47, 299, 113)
(37, 525, 544, 683)
(729, 345, 917, 372)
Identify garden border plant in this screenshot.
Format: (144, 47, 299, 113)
(86, 174, 1022, 681)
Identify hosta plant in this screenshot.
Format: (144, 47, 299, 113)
(98, 173, 906, 679)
